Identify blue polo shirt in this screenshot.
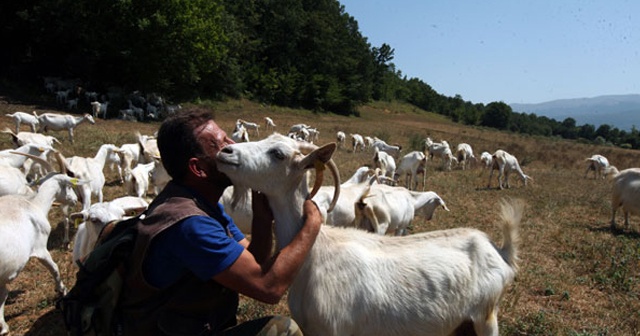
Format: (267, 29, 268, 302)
(144, 202, 245, 289)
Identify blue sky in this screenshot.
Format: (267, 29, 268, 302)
(339, 0, 639, 105)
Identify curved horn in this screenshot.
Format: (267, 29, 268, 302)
(52, 150, 75, 177)
(325, 159, 340, 213)
(9, 151, 53, 172)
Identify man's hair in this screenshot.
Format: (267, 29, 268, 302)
(157, 107, 214, 181)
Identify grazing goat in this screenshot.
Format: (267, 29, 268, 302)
(610, 168, 640, 231)
(350, 133, 365, 153)
(585, 154, 610, 179)
(488, 150, 532, 189)
(37, 113, 96, 143)
(456, 143, 476, 170)
(427, 140, 456, 171)
(3, 128, 61, 148)
(336, 131, 346, 148)
(0, 173, 82, 335)
(354, 182, 450, 235)
(231, 123, 250, 143)
(480, 151, 493, 172)
(237, 119, 260, 136)
(5, 111, 39, 133)
(264, 117, 277, 131)
(71, 196, 148, 264)
(395, 150, 428, 190)
(372, 149, 396, 180)
(372, 138, 402, 158)
(91, 101, 109, 119)
(215, 133, 523, 336)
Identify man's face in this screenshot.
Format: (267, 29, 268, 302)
(195, 120, 235, 186)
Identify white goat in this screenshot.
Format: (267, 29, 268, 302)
(371, 138, 402, 158)
(264, 117, 276, 131)
(124, 161, 156, 198)
(215, 133, 523, 336)
(289, 123, 310, 134)
(364, 136, 375, 150)
(350, 133, 365, 153)
(480, 151, 493, 171)
(610, 168, 640, 231)
(372, 149, 396, 180)
(585, 154, 610, 179)
(336, 131, 346, 148)
(3, 128, 61, 148)
(488, 150, 532, 189)
(394, 150, 428, 190)
(354, 183, 450, 235)
(231, 124, 250, 143)
(0, 165, 35, 197)
(427, 140, 456, 170)
(0, 173, 82, 335)
(456, 143, 476, 170)
(63, 144, 121, 210)
(71, 196, 148, 264)
(5, 111, 39, 133)
(237, 119, 260, 136)
(91, 101, 109, 119)
(37, 113, 96, 143)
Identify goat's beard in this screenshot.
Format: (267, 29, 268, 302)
(230, 184, 250, 211)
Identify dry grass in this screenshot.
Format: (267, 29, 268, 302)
(1, 95, 639, 335)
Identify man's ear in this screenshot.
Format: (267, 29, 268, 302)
(188, 157, 206, 178)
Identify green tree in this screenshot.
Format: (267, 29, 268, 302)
(481, 102, 512, 130)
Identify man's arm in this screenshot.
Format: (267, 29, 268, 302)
(213, 199, 322, 304)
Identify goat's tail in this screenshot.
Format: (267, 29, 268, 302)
(498, 198, 524, 271)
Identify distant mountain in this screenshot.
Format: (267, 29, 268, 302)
(510, 94, 640, 131)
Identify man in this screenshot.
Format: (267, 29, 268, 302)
(119, 107, 323, 335)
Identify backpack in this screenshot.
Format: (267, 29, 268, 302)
(58, 214, 143, 336)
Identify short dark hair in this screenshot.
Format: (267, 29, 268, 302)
(157, 107, 214, 181)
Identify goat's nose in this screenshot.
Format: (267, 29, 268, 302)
(220, 146, 233, 154)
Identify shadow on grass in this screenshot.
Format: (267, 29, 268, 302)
(588, 223, 640, 239)
(24, 308, 68, 336)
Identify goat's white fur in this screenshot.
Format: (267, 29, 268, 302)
(456, 143, 476, 170)
(215, 133, 522, 336)
(71, 196, 148, 264)
(372, 149, 396, 179)
(394, 150, 427, 190)
(37, 113, 96, 143)
(0, 173, 81, 334)
(5, 111, 40, 133)
(487, 150, 532, 189)
(354, 183, 449, 236)
(585, 154, 610, 179)
(610, 168, 640, 231)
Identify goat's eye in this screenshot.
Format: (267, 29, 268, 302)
(269, 148, 286, 160)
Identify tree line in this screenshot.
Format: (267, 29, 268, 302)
(1, 0, 637, 148)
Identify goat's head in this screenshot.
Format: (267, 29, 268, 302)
(216, 133, 341, 212)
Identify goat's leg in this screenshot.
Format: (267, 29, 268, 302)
(0, 284, 9, 335)
(34, 249, 67, 295)
(473, 309, 499, 336)
(624, 210, 630, 230)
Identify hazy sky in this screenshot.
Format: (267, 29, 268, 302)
(339, 0, 639, 105)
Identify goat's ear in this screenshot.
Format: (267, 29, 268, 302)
(298, 143, 336, 170)
(69, 212, 87, 221)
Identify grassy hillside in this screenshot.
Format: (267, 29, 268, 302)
(1, 95, 639, 335)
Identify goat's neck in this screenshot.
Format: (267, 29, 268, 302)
(74, 115, 87, 125)
(268, 181, 309, 251)
(30, 179, 59, 215)
(92, 147, 112, 170)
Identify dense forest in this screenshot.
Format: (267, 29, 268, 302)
(1, 0, 638, 148)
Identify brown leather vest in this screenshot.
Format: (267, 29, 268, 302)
(119, 181, 239, 335)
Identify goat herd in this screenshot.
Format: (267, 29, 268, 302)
(0, 109, 638, 335)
